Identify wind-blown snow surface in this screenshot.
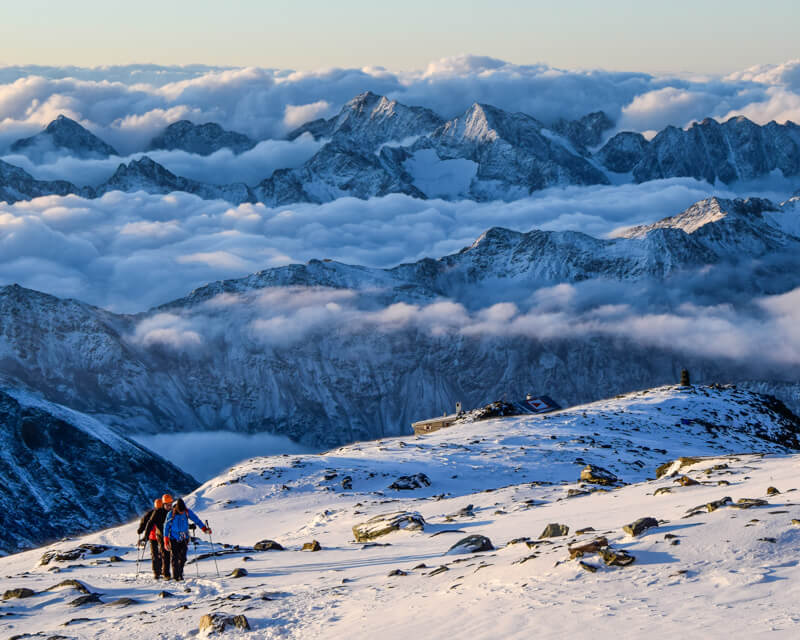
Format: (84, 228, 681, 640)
(2, 385, 800, 638)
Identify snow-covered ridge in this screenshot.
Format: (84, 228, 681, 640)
(2, 384, 800, 638)
(2, 96, 800, 206)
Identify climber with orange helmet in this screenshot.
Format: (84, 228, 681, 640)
(141, 493, 175, 579)
(137, 497, 166, 579)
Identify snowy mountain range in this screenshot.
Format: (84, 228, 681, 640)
(2, 95, 799, 205)
(0, 388, 196, 554)
(1, 196, 799, 447)
(2, 384, 800, 637)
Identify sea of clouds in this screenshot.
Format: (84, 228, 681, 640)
(1, 55, 800, 156)
(1, 179, 788, 311)
(2, 56, 800, 378)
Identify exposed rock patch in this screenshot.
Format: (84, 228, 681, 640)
(446, 535, 494, 555)
(539, 523, 569, 538)
(352, 511, 425, 542)
(388, 473, 431, 490)
(623, 517, 658, 536)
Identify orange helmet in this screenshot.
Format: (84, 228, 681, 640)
(154, 498, 163, 509)
(162, 494, 173, 505)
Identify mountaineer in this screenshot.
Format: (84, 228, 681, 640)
(137, 497, 164, 579)
(142, 493, 175, 579)
(163, 497, 210, 580)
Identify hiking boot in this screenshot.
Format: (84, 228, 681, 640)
(153, 574, 160, 580)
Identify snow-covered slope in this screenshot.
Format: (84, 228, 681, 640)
(147, 120, 256, 155)
(9, 115, 118, 160)
(0, 387, 197, 554)
(0, 197, 799, 446)
(2, 385, 800, 638)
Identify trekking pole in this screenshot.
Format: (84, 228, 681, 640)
(135, 537, 142, 578)
(206, 520, 221, 578)
(190, 524, 200, 579)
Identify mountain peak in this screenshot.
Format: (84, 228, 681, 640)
(618, 197, 778, 238)
(148, 120, 255, 155)
(10, 115, 118, 160)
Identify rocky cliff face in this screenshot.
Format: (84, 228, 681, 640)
(148, 120, 256, 155)
(1, 197, 798, 448)
(0, 388, 197, 554)
(598, 116, 800, 182)
(550, 110, 615, 153)
(9, 115, 118, 160)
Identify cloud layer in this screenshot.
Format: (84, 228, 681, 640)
(1, 57, 800, 157)
(128, 282, 800, 380)
(1, 178, 783, 312)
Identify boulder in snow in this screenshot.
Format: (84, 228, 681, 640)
(446, 535, 494, 555)
(199, 613, 251, 633)
(388, 473, 431, 490)
(599, 548, 635, 567)
(731, 498, 769, 509)
(579, 464, 619, 486)
(539, 523, 570, 538)
(68, 593, 103, 607)
(352, 511, 426, 542)
(253, 540, 284, 551)
(623, 517, 659, 536)
(2, 587, 35, 600)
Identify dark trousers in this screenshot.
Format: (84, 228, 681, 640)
(158, 534, 171, 578)
(170, 539, 188, 580)
(149, 539, 161, 576)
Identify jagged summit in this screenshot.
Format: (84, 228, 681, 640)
(9, 114, 118, 160)
(148, 120, 256, 155)
(619, 197, 780, 237)
(417, 101, 609, 196)
(287, 91, 444, 151)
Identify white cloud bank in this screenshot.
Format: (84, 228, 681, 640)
(128, 283, 800, 376)
(0, 178, 783, 312)
(1, 57, 800, 156)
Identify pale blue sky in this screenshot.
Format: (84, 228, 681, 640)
(0, 0, 797, 73)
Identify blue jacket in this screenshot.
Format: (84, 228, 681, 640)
(163, 508, 205, 542)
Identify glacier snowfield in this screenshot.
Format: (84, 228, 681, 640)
(3, 385, 800, 638)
